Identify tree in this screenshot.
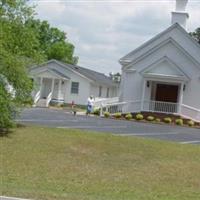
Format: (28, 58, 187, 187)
(109, 72, 121, 83)
(190, 28, 200, 44)
(27, 19, 78, 64)
(0, 0, 44, 130)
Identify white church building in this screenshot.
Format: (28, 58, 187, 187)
(107, 0, 200, 121)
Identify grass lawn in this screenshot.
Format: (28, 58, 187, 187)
(1, 126, 200, 200)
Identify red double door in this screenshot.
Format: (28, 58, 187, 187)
(155, 84, 179, 103)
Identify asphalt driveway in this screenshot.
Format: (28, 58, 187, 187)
(17, 108, 200, 144)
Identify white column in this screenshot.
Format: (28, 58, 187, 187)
(141, 79, 146, 111)
(40, 77, 43, 89)
(51, 78, 55, 93)
(178, 82, 184, 114)
(58, 79, 62, 100)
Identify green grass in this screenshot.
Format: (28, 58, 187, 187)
(1, 126, 200, 200)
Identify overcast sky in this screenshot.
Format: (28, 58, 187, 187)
(31, 0, 200, 74)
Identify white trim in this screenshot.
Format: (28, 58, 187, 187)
(33, 69, 69, 80)
(120, 23, 180, 62)
(120, 23, 200, 67)
(123, 37, 200, 71)
(178, 82, 184, 113)
(140, 56, 190, 81)
(141, 79, 146, 110)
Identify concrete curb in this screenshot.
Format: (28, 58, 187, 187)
(0, 196, 31, 200)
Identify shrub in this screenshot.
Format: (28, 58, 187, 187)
(125, 113, 132, 120)
(176, 119, 183, 126)
(0, 83, 15, 131)
(187, 120, 195, 127)
(93, 108, 100, 116)
(147, 116, 154, 121)
(136, 113, 144, 120)
(104, 112, 110, 118)
(163, 117, 172, 124)
(155, 118, 161, 123)
(114, 112, 122, 119)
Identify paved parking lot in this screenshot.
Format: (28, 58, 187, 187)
(17, 108, 200, 144)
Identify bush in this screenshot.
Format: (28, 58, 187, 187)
(155, 118, 161, 123)
(104, 112, 110, 118)
(114, 112, 122, 119)
(0, 83, 15, 130)
(136, 113, 144, 120)
(147, 116, 154, 121)
(93, 108, 100, 116)
(163, 117, 172, 124)
(176, 119, 183, 126)
(187, 120, 195, 127)
(125, 113, 132, 120)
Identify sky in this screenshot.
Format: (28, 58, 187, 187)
(30, 0, 200, 74)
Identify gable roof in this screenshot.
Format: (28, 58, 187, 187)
(120, 23, 200, 69)
(31, 60, 118, 87)
(140, 56, 190, 81)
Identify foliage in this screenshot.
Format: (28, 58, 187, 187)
(125, 113, 132, 120)
(109, 72, 121, 83)
(26, 19, 78, 64)
(147, 116, 155, 121)
(135, 113, 144, 120)
(0, 78, 14, 129)
(155, 118, 161, 123)
(114, 112, 122, 119)
(93, 108, 100, 116)
(104, 112, 110, 118)
(175, 119, 183, 126)
(187, 120, 195, 127)
(190, 27, 200, 44)
(0, 1, 78, 129)
(0, 0, 45, 129)
(163, 117, 172, 124)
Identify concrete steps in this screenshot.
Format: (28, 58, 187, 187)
(36, 99, 48, 107)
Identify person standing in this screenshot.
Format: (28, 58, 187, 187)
(86, 96, 94, 115)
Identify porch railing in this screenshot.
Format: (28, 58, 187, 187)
(142, 100, 179, 114)
(100, 100, 179, 116)
(100, 100, 199, 122)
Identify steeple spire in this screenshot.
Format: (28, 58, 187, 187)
(171, 0, 189, 29)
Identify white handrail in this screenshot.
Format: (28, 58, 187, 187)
(100, 99, 200, 122)
(94, 97, 119, 107)
(46, 92, 52, 107)
(34, 90, 41, 104)
(181, 104, 200, 112)
(181, 104, 200, 121)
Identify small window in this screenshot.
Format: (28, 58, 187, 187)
(99, 86, 102, 97)
(71, 82, 79, 94)
(106, 88, 109, 98)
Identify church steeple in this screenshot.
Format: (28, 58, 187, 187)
(171, 0, 189, 29)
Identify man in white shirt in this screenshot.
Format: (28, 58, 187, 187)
(86, 96, 94, 115)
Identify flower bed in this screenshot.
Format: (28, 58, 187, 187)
(103, 111, 200, 129)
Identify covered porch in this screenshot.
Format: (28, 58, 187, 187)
(32, 69, 70, 107)
(140, 56, 190, 114)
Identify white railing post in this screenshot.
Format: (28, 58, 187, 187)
(178, 82, 184, 114)
(141, 79, 146, 111)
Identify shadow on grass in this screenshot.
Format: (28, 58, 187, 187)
(0, 123, 26, 137)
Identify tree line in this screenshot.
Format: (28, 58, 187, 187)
(0, 0, 78, 131)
